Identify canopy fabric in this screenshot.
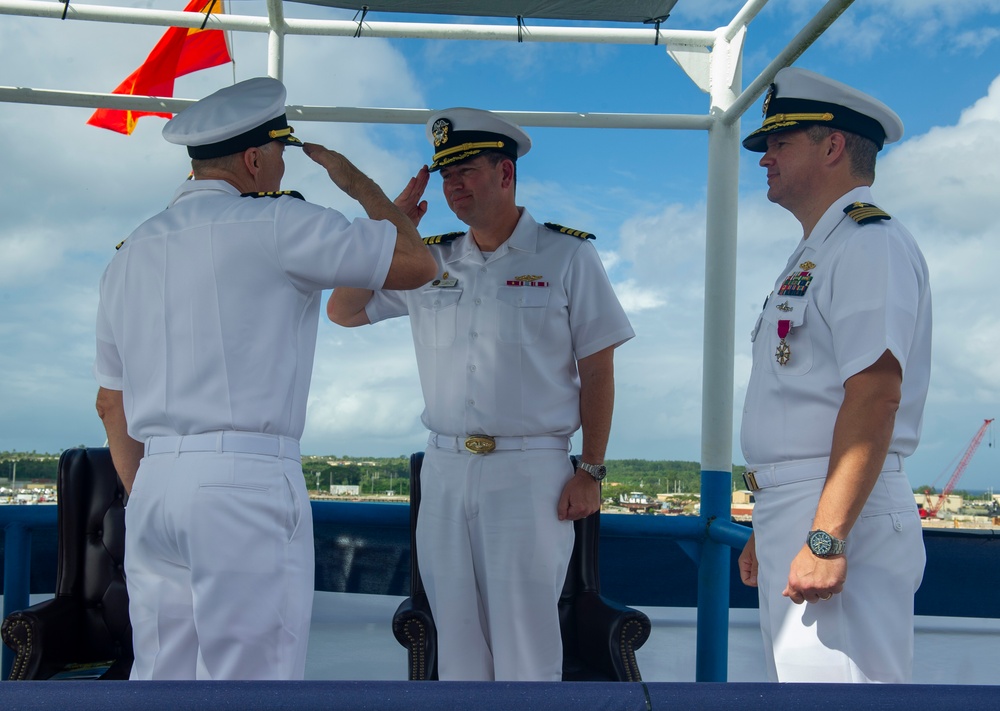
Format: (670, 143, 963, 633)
(288, 0, 680, 23)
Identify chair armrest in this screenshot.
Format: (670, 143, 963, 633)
(2, 597, 89, 680)
(391, 594, 438, 681)
(572, 591, 651, 682)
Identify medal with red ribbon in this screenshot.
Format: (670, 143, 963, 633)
(775, 319, 791, 366)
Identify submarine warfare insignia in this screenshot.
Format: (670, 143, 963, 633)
(543, 222, 595, 240)
(775, 301, 792, 312)
(423, 231, 464, 246)
(241, 190, 305, 200)
(844, 202, 891, 225)
(776, 319, 792, 366)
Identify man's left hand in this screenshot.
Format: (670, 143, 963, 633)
(783, 545, 846, 604)
(557, 471, 601, 521)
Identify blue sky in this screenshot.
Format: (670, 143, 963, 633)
(1, 0, 999, 491)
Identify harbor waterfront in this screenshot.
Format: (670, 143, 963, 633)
(4, 454, 998, 527)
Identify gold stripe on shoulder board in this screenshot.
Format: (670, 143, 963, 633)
(543, 222, 596, 240)
(241, 190, 305, 200)
(843, 202, 891, 225)
(115, 239, 126, 250)
(423, 231, 464, 245)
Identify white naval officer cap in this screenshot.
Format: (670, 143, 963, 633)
(742, 67, 904, 153)
(426, 107, 531, 172)
(162, 76, 304, 159)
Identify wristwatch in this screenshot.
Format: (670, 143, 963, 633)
(577, 461, 607, 482)
(807, 529, 846, 557)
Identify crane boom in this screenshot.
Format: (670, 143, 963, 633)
(926, 418, 995, 518)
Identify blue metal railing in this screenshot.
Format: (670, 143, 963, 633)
(1, 497, 751, 681)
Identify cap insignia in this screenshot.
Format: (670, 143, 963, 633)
(762, 82, 776, 117)
(844, 202, 891, 225)
(241, 190, 305, 200)
(432, 118, 452, 148)
(543, 222, 595, 240)
(423, 231, 464, 246)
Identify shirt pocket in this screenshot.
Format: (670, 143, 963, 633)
(496, 286, 550, 344)
(759, 295, 813, 376)
(414, 287, 463, 348)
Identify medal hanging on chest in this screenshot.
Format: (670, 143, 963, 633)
(775, 319, 791, 366)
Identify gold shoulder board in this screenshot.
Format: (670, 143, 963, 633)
(544, 222, 595, 240)
(843, 202, 891, 225)
(241, 190, 305, 201)
(115, 239, 126, 250)
(423, 231, 464, 246)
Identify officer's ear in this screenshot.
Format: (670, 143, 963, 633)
(243, 146, 261, 175)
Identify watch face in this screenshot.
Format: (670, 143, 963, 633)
(809, 531, 833, 556)
(594, 465, 607, 480)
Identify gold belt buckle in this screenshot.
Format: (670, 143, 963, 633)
(743, 470, 759, 491)
(464, 435, 496, 454)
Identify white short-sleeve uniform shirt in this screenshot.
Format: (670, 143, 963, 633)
(741, 186, 932, 466)
(93, 179, 397, 441)
(366, 209, 634, 437)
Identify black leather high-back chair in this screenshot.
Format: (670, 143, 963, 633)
(1, 447, 133, 680)
(391, 452, 651, 681)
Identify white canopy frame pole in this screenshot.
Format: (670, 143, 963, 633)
(266, 0, 286, 80)
(694, 19, 744, 683)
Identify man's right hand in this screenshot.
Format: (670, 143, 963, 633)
(739, 532, 759, 587)
(394, 166, 429, 227)
(302, 143, 365, 198)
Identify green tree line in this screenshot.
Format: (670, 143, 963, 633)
(4, 451, 968, 499)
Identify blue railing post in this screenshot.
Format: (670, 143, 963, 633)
(696, 470, 732, 681)
(3, 521, 33, 679)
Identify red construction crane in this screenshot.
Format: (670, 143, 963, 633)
(921, 418, 995, 519)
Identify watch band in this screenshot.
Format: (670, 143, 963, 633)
(577, 461, 607, 482)
(807, 529, 846, 557)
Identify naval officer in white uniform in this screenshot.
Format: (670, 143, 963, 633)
(737, 68, 932, 683)
(93, 77, 435, 680)
(328, 108, 634, 680)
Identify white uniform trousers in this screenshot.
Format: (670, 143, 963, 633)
(751, 458, 925, 683)
(125, 443, 314, 680)
(416, 445, 575, 681)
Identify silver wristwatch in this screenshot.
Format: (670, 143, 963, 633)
(807, 529, 846, 557)
(577, 461, 607, 482)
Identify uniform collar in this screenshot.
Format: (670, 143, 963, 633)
(447, 207, 538, 264)
(168, 179, 241, 207)
(807, 185, 874, 248)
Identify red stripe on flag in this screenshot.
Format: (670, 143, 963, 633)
(87, 0, 232, 135)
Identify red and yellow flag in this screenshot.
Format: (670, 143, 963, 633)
(87, 0, 232, 135)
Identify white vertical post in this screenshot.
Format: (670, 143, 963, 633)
(696, 25, 744, 682)
(266, 0, 285, 80)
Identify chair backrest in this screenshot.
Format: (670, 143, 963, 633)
(55, 447, 132, 662)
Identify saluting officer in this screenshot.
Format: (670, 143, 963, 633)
(737, 67, 932, 683)
(93, 76, 435, 680)
(328, 108, 634, 680)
